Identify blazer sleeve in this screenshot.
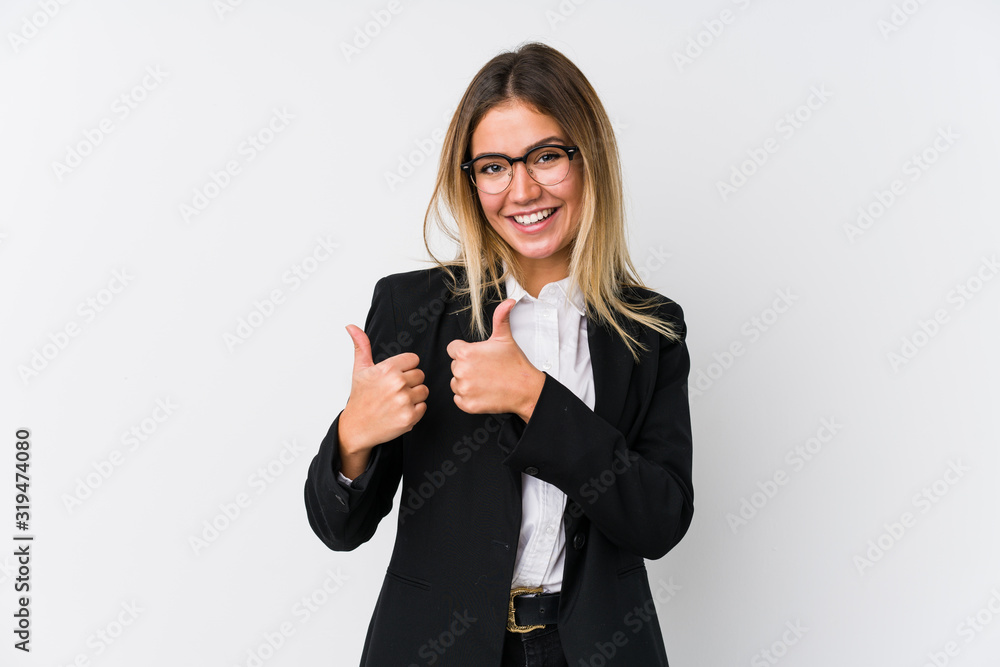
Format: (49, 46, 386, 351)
(303, 277, 405, 552)
(499, 300, 693, 560)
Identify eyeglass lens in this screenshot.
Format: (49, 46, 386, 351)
(469, 146, 572, 194)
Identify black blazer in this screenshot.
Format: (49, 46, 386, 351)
(304, 265, 693, 666)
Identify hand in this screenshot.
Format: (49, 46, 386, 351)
(446, 298, 545, 422)
(339, 324, 429, 456)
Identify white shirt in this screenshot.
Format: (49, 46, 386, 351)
(338, 270, 595, 593)
(505, 270, 594, 593)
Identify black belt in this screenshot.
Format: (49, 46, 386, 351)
(508, 589, 560, 632)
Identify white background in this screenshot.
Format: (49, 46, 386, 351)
(2, 1, 999, 665)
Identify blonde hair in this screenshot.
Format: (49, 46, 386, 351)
(421, 42, 682, 363)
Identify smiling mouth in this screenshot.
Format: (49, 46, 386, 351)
(511, 208, 556, 226)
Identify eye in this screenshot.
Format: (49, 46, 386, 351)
(477, 160, 507, 175)
(532, 150, 564, 165)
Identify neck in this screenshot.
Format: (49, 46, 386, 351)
(514, 253, 570, 299)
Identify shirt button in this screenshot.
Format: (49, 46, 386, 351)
(573, 533, 586, 550)
(524, 466, 539, 476)
(541, 361, 551, 370)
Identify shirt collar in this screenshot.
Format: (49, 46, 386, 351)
(502, 260, 587, 318)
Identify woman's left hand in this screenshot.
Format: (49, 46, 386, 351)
(447, 299, 545, 422)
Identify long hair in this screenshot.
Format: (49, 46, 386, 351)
(421, 41, 682, 363)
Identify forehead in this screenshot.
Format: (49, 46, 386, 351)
(470, 101, 565, 155)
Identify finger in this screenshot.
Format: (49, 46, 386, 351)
(489, 298, 516, 340)
(408, 383, 430, 404)
(385, 352, 421, 371)
(346, 324, 374, 371)
(400, 367, 425, 387)
(446, 339, 465, 359)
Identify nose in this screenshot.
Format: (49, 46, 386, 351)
(507, 160, 542, 202)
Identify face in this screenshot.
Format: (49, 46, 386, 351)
(468, 100, 584, 280)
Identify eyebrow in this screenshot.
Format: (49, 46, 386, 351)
(472, 135, 566, 160)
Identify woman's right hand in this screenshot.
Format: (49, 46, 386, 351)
(338, 324, 428, 472)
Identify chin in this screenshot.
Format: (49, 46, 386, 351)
(506, 237, 556, 254)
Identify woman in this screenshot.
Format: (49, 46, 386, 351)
(304, 42, 693, 666)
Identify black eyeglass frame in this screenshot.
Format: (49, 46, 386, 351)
(460, 144, 580, 193)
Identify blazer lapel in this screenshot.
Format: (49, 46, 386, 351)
(587, 315, 633, 431)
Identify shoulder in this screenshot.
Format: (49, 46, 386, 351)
(625, 284, 683, 317)
(374, 265, 460, 307)
(620, 284, 686, 335)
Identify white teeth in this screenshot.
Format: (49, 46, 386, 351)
(513, 208, 554, 225)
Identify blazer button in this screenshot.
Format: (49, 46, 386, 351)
(573, 533, 586, 550)
(524, 466, 539, 476)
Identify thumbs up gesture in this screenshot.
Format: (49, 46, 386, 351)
(446, 298, 545, 422)
(339, 324, 429, 457)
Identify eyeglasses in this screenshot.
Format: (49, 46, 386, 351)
(460, 144, 580, 195)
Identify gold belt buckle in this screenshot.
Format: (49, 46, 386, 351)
(507, 586, 545, 633)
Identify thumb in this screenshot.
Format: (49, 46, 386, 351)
(489, 298, 515, 340)
(346, 324, 374, 371)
